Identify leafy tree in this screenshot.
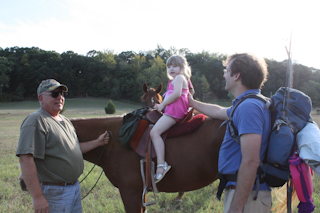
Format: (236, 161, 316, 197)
(13, 83, 25, 101)
(192, 74, 210, 101)
(301, 80, 320, 107)
(0, 56, 13, 98)
(292, 63, 313, 90)
(118, 51, 136, 64)
(187, 51, 227, 99)
(137, 55, 167, 93)
(60, 51, 89, 97)
(0, 45, 319, 104)
(154, 44, 169, 61)
(262, 59, 287, 97)
(86, 50, 99, 58)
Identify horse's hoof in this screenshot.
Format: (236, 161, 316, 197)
(175, 198, 182, 202)
(175, 192, 184, 202)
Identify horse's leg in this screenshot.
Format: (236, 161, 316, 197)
(175, 192, 184, 202)
(119, 187, 143, 213)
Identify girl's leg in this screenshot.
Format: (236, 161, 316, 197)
(150, 115, 176, 175)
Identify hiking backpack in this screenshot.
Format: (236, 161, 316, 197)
(226, 87, 312, 187)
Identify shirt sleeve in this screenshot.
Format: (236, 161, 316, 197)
(16, 115, 47, 159)
(235, 100, 265, 136)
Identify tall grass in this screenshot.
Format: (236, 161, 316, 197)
(1, 98, 319, 212)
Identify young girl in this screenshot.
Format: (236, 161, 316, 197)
(150, 55, 194, 183)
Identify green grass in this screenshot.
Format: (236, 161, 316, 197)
(1, 98, 320, 212)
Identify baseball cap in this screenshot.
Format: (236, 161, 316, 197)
(37, 79, 68, 96)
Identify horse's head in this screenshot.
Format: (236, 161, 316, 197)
(141, 82, 163, 107)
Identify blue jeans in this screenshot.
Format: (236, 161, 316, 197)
(39, 181, 82, 213)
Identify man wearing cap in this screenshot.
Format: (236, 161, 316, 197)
(16, 79, 109, 213)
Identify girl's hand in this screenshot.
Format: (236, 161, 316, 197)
(154, 103, 165, 113)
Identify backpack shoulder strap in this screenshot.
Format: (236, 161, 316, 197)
(227, 93, 270, 143)
(230, 93, 270, 117)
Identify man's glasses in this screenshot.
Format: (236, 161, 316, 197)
(43, 91, 67, 98)
(223, 69, 230, 74)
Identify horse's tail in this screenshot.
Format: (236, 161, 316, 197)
(271, 184, 298, 213)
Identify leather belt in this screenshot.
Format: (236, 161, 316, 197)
(41, 181, 76, 186)
(225, 185, 236, 190)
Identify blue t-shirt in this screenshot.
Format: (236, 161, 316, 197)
(218, 89, 271, 190)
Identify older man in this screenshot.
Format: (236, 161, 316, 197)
(16, 79, 109, 213)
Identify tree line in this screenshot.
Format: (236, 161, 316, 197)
(1, 46, 320, 106)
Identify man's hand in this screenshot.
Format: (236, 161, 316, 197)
(80, 131, 110, 153)
(188, 92, 195, 107)
(33, 195, 49, 213)
(97, 131, 109, 146)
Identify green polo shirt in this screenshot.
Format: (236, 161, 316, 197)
(16, 108, 84, 183)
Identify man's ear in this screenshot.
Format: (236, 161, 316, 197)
(38, 95, 43, 103)
(234, 72, 241, 81)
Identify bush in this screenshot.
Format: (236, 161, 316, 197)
(105, 100, 116, 114)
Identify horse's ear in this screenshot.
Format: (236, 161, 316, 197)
(143, 82, 148, 93)
(156, 83, 163, 94)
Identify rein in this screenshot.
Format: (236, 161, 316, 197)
(80, 131, 114, 200)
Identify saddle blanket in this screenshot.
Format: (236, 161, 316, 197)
(167, 113, 206, 138)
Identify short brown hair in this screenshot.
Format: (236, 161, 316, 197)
(224, 53, 268, 89)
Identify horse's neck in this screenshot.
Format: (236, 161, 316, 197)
(80, 116, 124, 164)
(72, 117, 123, 142)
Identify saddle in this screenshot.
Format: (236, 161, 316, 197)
(130, 110, 206, 158)
(129, 109, 195, 158)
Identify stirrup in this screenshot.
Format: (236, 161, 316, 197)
(154, 162, 171, 184)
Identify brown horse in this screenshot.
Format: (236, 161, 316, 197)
(71, 83, 225, 213)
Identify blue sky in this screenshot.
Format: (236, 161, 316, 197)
(1, 0, 319, 69)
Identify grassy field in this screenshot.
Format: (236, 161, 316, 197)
(1, 98, 320, 213)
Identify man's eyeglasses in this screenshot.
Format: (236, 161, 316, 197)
(43, 91, 67, 98)
(223, 69, 230, 74)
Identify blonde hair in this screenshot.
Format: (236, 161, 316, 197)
(166, 55, 192, 80)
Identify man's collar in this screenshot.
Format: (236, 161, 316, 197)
(237, 89, 260, 99)
(232, 89, 261, 105)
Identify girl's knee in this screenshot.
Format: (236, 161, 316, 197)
(150, 129, 158, 139)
